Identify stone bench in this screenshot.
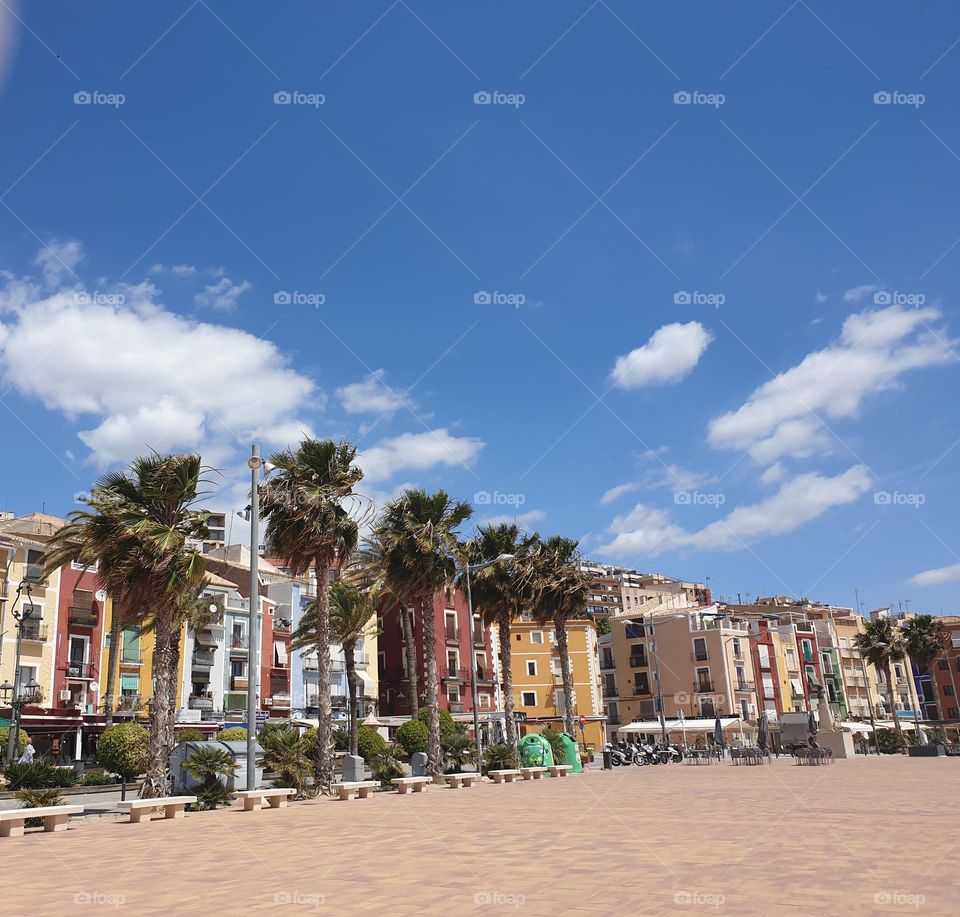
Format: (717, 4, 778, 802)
(391, 776, 433, 795)
(236, 788, 296, 812)
(336, 781, 379, 801)
(0, 805, 84, 837)
(488, 769, 521, 784)
(443, 772, 479, 789)
(117, 796, 197, 823)
(520, 767, 548, 780)
(547, 765, 572, 777)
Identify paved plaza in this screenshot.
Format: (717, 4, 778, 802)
(2, 756, 956, 916)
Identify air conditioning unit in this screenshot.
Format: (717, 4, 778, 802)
(263, 697, 273, 706)
(59, 689, 71, 701)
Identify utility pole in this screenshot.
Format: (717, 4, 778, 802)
(246, 445, 262, 791)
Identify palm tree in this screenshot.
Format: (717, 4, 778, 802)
(903, 614, 947, 722)
(527, 535, 591, 737)
(468, 524, 535, 751)
(45, 456, 210, 797)
(372, 488, 472, 779)
(259, 439, 363, 791)
(294, 582, 377, 756)
(855, 617, 908, 749)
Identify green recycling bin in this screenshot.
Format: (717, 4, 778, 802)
(518, 733, 554, 767)
(557, 731, 583, 773)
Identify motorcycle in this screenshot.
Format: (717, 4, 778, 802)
(604, 742, 631, 767)
(652, 742, 684, 764)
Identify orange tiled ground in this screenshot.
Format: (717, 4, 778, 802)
(2, 755, 957, 916)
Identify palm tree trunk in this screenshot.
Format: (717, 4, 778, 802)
(882, 661, 905, 751)
(555, 617, 577, 736)
(420, 597, 443, 779)
(499, 613, 518, 750)
(400, 604, 419, 716)
(313, 556, 334, 792)
(344, 639, 359, 757)
(142, 610, 173, 798)
(103, 598, 122, 728)
(166, 623, 182, 747)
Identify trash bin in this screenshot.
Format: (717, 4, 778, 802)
(602, 748, 612, 770)
(518, 733, 554, 767)
(557, 732, 583, 773)
(169, 740, 264, 793)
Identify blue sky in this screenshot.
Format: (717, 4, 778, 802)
(1, 2, 959, 613)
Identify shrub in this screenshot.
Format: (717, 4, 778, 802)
(876, 728, 907, 755)
(0, 726, 30, 757)
(96, 724, 149, 783)
(357, 726, 387, 761)
(5, 760, 78, 790)
(80, 771, 118, 787)
(395, 719, 429, 757)
(262, 729, 314, 799)
(332, 728, 349, 752)
(540, 727, 567, 764)
(183, 746, 237, 810)
(16, 788, 65, 828)
(370, 743, 404, 788)
(417, 707, 457, 741)
(482, 743, 518, 774)
(442, 732, 476, 773)
(175, 728, 205, 744)
(216, 727, 247, 742)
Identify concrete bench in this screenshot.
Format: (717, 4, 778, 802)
(236, 788, 296, 812)
(520, 767, 548, 780)
(443, 772, 479, 789)
(488, 769, 521, 784)
(117, 796, 197, 824)
(391, 776, 432, 795)
(0, 805, 84, 837)
(547, 765, 572, 777)
(336, 781, 379, 801)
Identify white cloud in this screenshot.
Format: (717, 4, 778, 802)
(336, 370, 413, 416)
(815, 292, 828, 303)
(600, 482, 641, 505)
(909, 563, 960, 587)
(843, 284, 880, 303)
(477, 509, 545, 529)
(610, 321, 713, 389)
(760, 461, 786, 485)
(0, 247, 317, 467)
(194, 276, 252, 311)
(707, 305, 957, 463)
(599, 465, 872, 557)
(35, 239, 82, 287)
(150, 263, 199, 278)
(643, 463, 717, 493)
(357, 428, 484, 483)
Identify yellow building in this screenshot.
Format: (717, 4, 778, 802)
(99, 596, 154, 723)
(494, 614, 605, 751)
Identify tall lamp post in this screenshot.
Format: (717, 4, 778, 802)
(3, 580, 37, 765)
(463, 553, 514, 769)
(246, 446, 263, 791)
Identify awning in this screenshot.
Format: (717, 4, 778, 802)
(790, 679, 805, 697)
(618, 717, 743, 734)
(807, 674, 821, 687)
(195, 630, 218, 646)
(357, 670, 376, 698)
(275, 642, 288, 665)
(839, 721, 874, 735)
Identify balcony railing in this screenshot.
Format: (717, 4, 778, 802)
(449, 702, 465, 714)
(444, 666, 469, 681)
(271, 659, 289, 670)
(445, 625, 460, 642)
(633, 684, 651, 696)
(66, 662, 93, 679)
(694, 680, 715, 693)
(117, 694, 142, 711)
(270, 693, 292, 707)
(192, 650, 216, 668)
(736, 681, 755, 692)
(120, 654, 143, 666)
(629, 656, 649, 668)
(600, 657, 616, 670)
(69, 609, 99, 626)
(231, 677, 249, 691)
(691, 651, 709, 662)
(20, 622, 48, 641)
(189, 694, 215, 710)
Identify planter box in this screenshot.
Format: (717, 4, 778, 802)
(907, 745, 947, 757)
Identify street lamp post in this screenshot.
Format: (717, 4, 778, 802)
(3, 580, 35, 765)
(462, 553, 514, 770)
(246, 445, 262, 791)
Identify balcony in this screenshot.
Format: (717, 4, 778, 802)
(449, 702, 465, 714)
(271, 659, 289, 671)
(600, 656, 616, 670)
(736, 681, 755, 692)
(120, 654, 143, 667)
(270, 693, 292, 708)
(117, 694, 142, 711)
(629, 655, 649, 668)
(192, 650, 216, 668)
(304, 657, 319, 671)
(633, 684, 651, 696)
(66, 662, 93, 679)
(231, 677, 249, 691)
(691, 652, 709, 663)
(20, 622, 48, 642)
(189, 694, 215, 710)
(694, 680, 715, 693)
(69, 606, 99, 627)
(476, 666, 494, 684)
(444, 666, 469, 682)
(273, 618, 292, 633)
(230, 637, 248, 654)
(444, 625, 460, 644)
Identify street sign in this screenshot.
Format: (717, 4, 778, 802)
(578, 715, 587, 726)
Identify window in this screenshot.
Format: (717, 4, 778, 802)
(120, 674, 139, 695)
(693, 637, 708, 661)
(757, 644, 770, 667)
(479, 693, 490, 709)
(732, 638, 742, 659)
(950, 707, 960, 719)
(633, 672, 649, 694)
(550, 657, 562, 676)
(526, 660, 537, 676)
(231, 660, 247, 679)
(444, 612, 457, 640)
(801, 639, 813, 662)
(122, 627, 141, 662)
(740, 699, 750, 720)
(447, 685, 460, 703)
(521, 691, 537, 707)
(762, 673, 775, 699)
(945, 685, 955, 697)
(938, 659, 949, 670)
(625, 622, 645, 639)
(554, 689, 566, 714)
(530, 630, 543, 645)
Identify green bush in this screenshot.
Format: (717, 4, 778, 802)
(370, 743, 404, 788)
(357, 726, 387, 761)
(96, 723, 149, 783)
(332, 728, 349, 752)
(4, 760, 78, 790)
(0, 726, 31, 756)
(395, 719, 429, 757)
(482, 743, 518, 774)
(16, 788, 65, 828)
(183, 746, 237, 810)
(876, 728, 907, 755)
(540, 727, 567, 764)
(417, 707, 457, 741)
(175, 728, 205, 744)
(262, 729, 314, 799)
(216, 727, 247, 742)
(80, 771, 118, 787)
(442, 731, 476, 773)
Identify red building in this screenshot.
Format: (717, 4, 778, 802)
(53, 561, 107, 716)
(377, 585, 497, 721)
(748, 619, 784, 717)
(929, 616, 960, 722)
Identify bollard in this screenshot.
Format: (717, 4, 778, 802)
(411, 752, 428, 777)
(342, 754, 364, 783)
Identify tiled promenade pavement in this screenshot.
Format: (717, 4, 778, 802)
(2, 755, 956, 916)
